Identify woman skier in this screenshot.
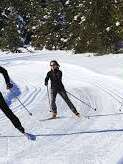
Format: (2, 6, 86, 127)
(45, 60, 80, 118)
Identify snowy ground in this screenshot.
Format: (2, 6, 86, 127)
(0, 50, 123, 164)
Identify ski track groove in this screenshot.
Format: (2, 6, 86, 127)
(79, 77, 123, 104)
(94, 82, 123, 103)
(1, 57, 123, 163)
(0, 87, 43, 121)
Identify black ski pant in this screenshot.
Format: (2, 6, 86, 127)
(50, 89, 78, 114)
(0, 92, 25, 133)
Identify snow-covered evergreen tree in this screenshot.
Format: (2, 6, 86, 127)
(0, 0, 123, 53)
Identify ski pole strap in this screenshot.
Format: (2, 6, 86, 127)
(66, 91, 96, 111)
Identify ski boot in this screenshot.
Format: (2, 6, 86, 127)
(51, 112, 57, 119)
(75, 112, 80, 117)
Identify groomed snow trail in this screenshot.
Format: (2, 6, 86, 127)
(0, 52, 123, 164)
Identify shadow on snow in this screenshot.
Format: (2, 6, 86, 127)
(5, 80, 21, 106)
(1, 128, 123, 138)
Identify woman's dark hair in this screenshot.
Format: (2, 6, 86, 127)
(50, 60, 60, 67)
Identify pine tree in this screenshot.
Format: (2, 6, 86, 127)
(31, 0, 69, 50)
(0, 0, 123, 53)
(67, 0, 123, 54)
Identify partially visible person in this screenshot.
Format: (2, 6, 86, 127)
(0, 66, 25, 134)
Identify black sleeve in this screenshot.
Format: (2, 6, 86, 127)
(0, 66, 11, 85)
(45, 72, 50, 84)
(57, 70, 62, 80)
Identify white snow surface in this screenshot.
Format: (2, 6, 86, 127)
(0, 50, 123, 164)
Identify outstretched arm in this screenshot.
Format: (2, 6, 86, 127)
(0, 66, 11, 84)
(45, 72, 50, 86)
(0, 66, 13, 89)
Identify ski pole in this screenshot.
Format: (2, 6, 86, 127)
(47, 85, 52, 112)
(66, 91, 96, 111)
(11, 90, 32, 116)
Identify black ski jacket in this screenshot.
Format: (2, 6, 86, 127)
(45, 69, 65, 91)
(0, 66, 11, 85)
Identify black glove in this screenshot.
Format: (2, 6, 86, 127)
(6, 83, 13, 89)
(45, 82, 48, 86)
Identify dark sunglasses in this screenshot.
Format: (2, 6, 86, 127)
(50, 64, 57, 66)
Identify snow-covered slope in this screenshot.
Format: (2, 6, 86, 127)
(0, 51, 123, 164)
